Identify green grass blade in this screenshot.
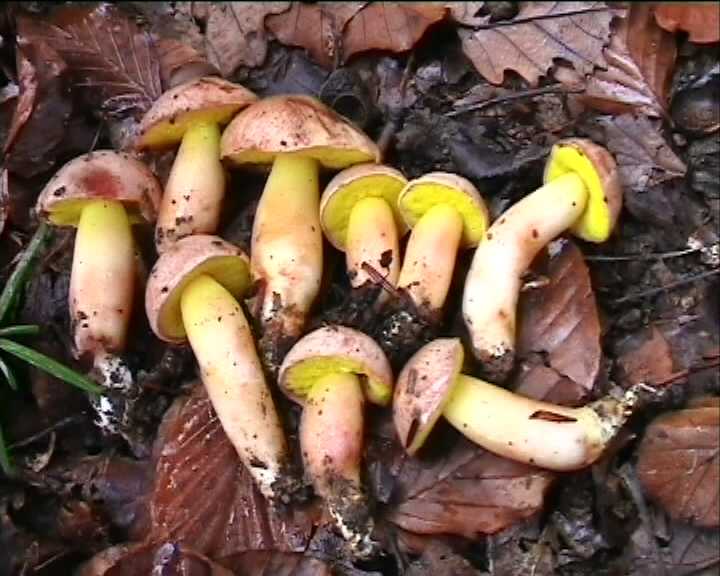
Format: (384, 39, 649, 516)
(0, 222, 53, 325)
(0, 339, 101, 394)
(0, 325, 41, 337)
(0, 423, 13, 476)
(0, 356, 18, 390)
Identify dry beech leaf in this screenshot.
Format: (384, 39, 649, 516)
(637, 399, 720, 528)
(145, 384, 314, 558)
(583, 4, 677, 117)
(616, 326, 675, 387)
(516, 239, 602, 402)
(459, 2, 614, 86)
(654, 3, 720, 44)
(155, 38, 216, 90)
(199, 3, 291, 76)
(342, 2, 448, 63)
(597, 113, 687, 192)
(17, 4, 161, 118)
(266, 2, 367, 69)
(446, 2, 485, 26)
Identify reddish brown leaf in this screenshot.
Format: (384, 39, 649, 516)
(637, 400, 720, 527)
(17, 4, 161, 118)
(388, 437, 555, 537)
(199, 3, 291, 75)
(516, 239, 602, 402)
(155, 38, 217, 90)
(616, 326, 675, 387)
(583, 4, 676, 117)
(342, 3, 448, 63)
(459, 2, 614, 86)
(512, 362, 588, 407)
(654, 3, 720, 44)
(597, 113, 687, 192)
(145, 384, 315, 558)
(266, 2, 367, 69)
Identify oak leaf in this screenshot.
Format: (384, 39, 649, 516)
(654, 3, 720, 44)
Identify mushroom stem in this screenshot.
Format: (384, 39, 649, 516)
(252, 154, 323, 347)
(180, 273, 290, 499)
(346, 197, 400, 290)
(443, 374, 637, 470)
(156, 122, 225, 251)
(301, 371, 374, 554)
(398, 203, 464, 311)
(70, 199, 135, 361)
(462, 173, 587, 380)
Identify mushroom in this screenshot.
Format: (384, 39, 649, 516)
(396, 172, 489, 316)
(463, 139, 622, 381)
(320, 164, 407, 301)
(146, 235, 298, 501)
(36, 151, 161, 426)
(394, 338, 639, 469)
(135, 77, 257, 252)
(278, 326, 393, 556)
(220, 95, 379, 371)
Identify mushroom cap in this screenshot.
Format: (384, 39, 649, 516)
(544, 138, 622, 243)
(36, 150, 161, 226)
(320, 163, 408, 250)
(146, 235, 252, 343)
(393, 338, 464, 455)
(279, 326, 393, 407)
(220, 95, 380, 170)
(135, 77, 258, 150)
(397, 172, 489, 248)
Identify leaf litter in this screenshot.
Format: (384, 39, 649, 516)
(0, 2, 718, 575)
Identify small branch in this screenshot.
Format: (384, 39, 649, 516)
(614, 269, 719, 304)
(8, 413, 86, 449)
(456, 6, 611, 31)
(448, 84, 579, 117)
(585, 247, 700, 262)
(360, 262, 403, 300)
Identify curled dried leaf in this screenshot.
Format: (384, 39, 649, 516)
(654, 3, 720, 44)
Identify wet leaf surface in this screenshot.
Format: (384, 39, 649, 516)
(459, 2, 615, 86)
(654, 3, 720, 44)
(637, 399, 720, 528)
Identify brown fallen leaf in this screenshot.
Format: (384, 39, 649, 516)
(616, 326, 675, 387)
(144, 383, 315, 559)
(637, 399, 720, 528)
(459, 2, 615, 86)
(0, 169, 8, 237)
(596, 113, 687, 192)
(17, 4, 161, 118)
(583, 4, 676, 117)
(654, 3, 720, 44)
(446, 2, 485, 26)
(155, 38, 217, 90)
(665, 521, 720, 575)
(266, 2, 367, 69)
(515, 239, 602, 402)
(220, 551, 332, 576)
(198, 3, 291, 76)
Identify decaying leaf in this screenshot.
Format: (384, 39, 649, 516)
(459, 2, 615, 86)
(446, 2, 485, 26)
(654, 3, 720, 44)
(596, 113, 687, 192)
(145, 383, 315, 559)
(17, 4, 161, 118)
(616, 326, 675, 387)
(198, 3, 291, 76)
(583, 4, 676, 117)
(155, 38, 217, 90)
(637, 399, 720, 528)
(220, 551, 332, 576)
(666, 521, 720, 575)
(516, 239, 602, 401)
(388, 435, 555, 537)
(266, 2, 367, 69)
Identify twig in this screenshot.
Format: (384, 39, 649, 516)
(361, 262, 403, 300)
(585, 247, 700, 262)
(614, 269, 719, 304)
(456, 6, 611, 30)
(447, 84, 579, 117)
(652, 356, 720, 388)
(376, 52, 416, 160)
(8, 413, 86, 449)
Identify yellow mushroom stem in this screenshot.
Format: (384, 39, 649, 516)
(463, 173, 588, 376)
(346, 196, 400, 290)
(252, 154, 323, 340)
(443, 374, 637, 470)
(70, 199, 134, 365)
(300, 371, 374, 554)
(180, 274, 290, 499)
(397, 203, 464, 311)
(156, 122, 225, 251)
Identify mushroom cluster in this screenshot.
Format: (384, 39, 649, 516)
(43, 69, 634, 559)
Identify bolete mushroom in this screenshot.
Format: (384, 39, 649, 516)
(36, 151, 161, 428)
(463, 139, 622, 381)
(396, 172, 489, 316)
(146, 235, 298, 501)
(394, 338, 639, 469)
(320, 164, 407, 300)
(135, 77, 257, 252)
(278, 326, 393, 557)
(220, 95, 380, 371)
